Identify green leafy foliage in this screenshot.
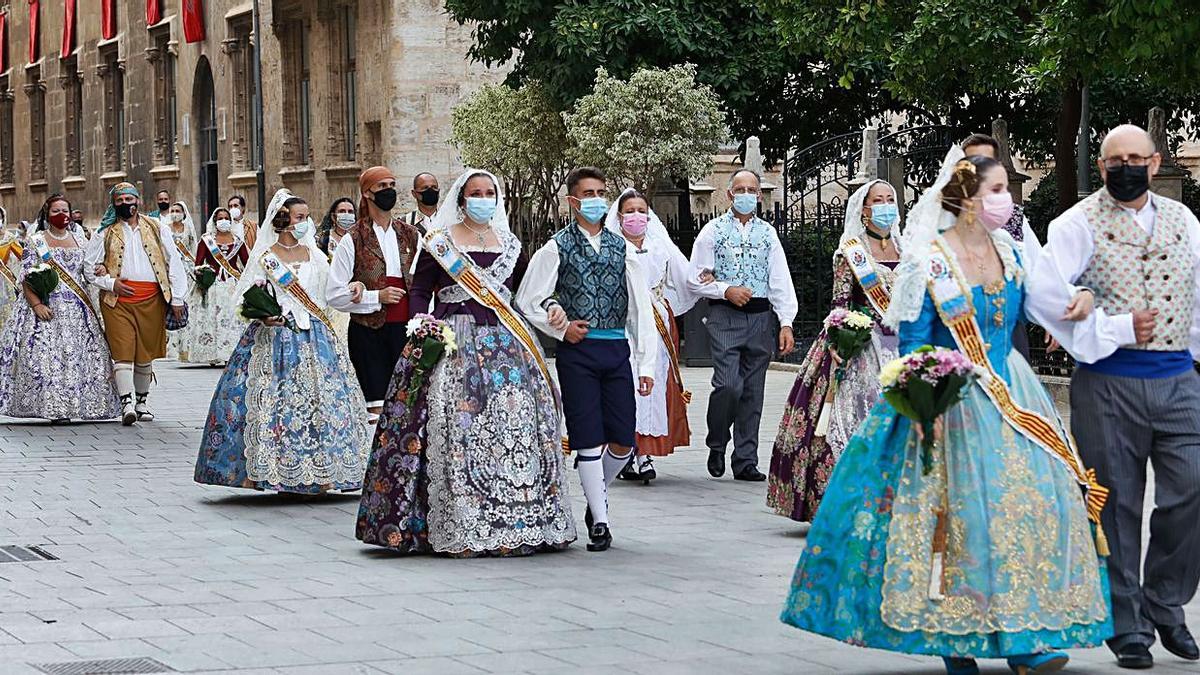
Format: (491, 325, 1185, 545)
(564, 65, 728, 195)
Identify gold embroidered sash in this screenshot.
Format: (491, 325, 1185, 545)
(423, 229, 568, 451)
(841, 237, 892, 316)
(925, 241, 1109, 535)
(32, 234, 98, 317)
(260, 250, 335, 333)
(173, 237, 193, 263)
(0, 240, 19, 289)
(651, 297, 691, 404)
(202, 234, 243, 281)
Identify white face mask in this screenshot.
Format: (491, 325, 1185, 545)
(336, 213, 356, 229)
(170, 212, 185, 223)
(229, 207, 243, 220)
(215, 219, 233, 233)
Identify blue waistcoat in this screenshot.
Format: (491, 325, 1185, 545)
(553, 225, 628, 330)
(711, 213, 773, 297)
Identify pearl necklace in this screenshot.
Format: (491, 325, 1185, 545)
(275, 240, 302, 251)
(45, 227, 72, 241)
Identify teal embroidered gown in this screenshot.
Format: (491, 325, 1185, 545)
(780, 244, 1112, 658)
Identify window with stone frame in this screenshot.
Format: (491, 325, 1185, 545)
(320, 3, 356, 163)
(24, 65, 46, 181)
(278, 18, 311, 165)
(223, 16, 258, 171)
(97, 44, 125, 173)
(0, 76, 12, 185)
(61, 55, 84, 177)
(147, 25, 177, 166)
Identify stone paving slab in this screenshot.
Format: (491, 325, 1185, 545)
(0, 362, 1191, 674)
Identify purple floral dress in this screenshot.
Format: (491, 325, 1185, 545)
(766, 253, 898, 523)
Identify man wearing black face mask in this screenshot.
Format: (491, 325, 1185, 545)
(148, 189, 171, 222)
(326, 166, 420, 422)
(405, 172, 439, 235)
(1026, 124, 1200, 670)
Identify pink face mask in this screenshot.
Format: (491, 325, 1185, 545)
(621, 212, 649, 237)
(978, 192, 1014, 231)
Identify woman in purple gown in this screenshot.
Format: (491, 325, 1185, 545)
(767, 180, 902, 522)
(355, 169, 576, 557)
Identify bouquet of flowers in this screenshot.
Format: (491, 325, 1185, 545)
(239, 280, 298, 333)
(815, 307, 877, 437)
(879, 346, 980, 474)
(194, 264, 217, 306)
(402, 313, 458, 399)
(25, 264, 59, 305)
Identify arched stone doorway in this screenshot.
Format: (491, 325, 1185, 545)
(193, 57, 219, 222)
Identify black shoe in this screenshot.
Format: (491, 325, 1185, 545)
(1157, 624, 1200, 660)
(734, 468, 767, 482)
(617, 457, 642, 481)
(707, 450, 725, 478)
(1115, 643, 1154, 669)
(586, 523, 611, 552)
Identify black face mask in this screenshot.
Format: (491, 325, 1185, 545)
(417, 188, 439, 207)
(371, 188, 398, 212)
(1104, 164, 1151, 203)
(157, 201, 170, 212)
(115, 203, 137, 220)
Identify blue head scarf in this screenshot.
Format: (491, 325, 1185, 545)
(99, 182, 141, 231)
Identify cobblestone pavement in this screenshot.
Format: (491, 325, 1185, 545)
(0, 363, 1193, 674)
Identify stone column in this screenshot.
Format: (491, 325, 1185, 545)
(993, 118, 1030, 204)
(847, 126, 879, 193)
(1148, 106, 1186, 201)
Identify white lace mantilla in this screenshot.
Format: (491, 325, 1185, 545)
(434, 231, 521, 304)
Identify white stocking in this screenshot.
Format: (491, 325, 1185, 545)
(133, 362, 154, 395)
(576, 445, 608, 526)
(113, 362, 134, 398)
(602, 444, 633, 486)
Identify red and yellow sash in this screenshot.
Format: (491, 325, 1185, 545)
(841, 237, 891, 316)
(423, 229, 568, 452)
(925, 240, 1109, 549)
(202, 234, 243, 281)
(260, 250, 335, 333)
(32, 234, 98, 317)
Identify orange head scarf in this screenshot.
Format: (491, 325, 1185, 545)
(358, 166, 396, 219)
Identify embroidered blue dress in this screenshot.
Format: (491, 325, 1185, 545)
(781, 239, 1112, 658)
(194, 257, 370, 494)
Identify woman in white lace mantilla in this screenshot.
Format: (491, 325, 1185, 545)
(355, 169, 576, 556)
(179, 207, 249, 365)
(194, 189, 371, 494)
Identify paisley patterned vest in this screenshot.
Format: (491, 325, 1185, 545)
(101, 215, 172, 308)
(553, 225, 628, 330)
(1077, 190, 1193, 352)
(348, 218, 417, 329)
(712, 214, 773, 297)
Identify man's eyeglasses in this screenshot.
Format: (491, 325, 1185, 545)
(1102, 155, 1154, 170)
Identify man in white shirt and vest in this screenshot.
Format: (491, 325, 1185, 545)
(406, 172, 440, 235)
(1027, 125, 1200, 670)
(85, 183, 189, 426)
(688, 169, 797, 482)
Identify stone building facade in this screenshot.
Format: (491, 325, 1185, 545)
(0, 0, 504, 227)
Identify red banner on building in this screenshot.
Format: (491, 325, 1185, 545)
(0, 12, 8, 73)
(27, 0, 39, 63)
(101, 0, 116, 40)
(146, 0, 162, 26)
(60, 0, 75, 58)
(182, 0, 205, 43)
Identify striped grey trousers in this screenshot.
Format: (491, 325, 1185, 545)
(1071, 367, 1200, 650)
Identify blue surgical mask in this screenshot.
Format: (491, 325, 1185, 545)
(291, 218, 312, 239)
(464, 197, 497, 224)
(870, 203, 899, 231)
(732, 193, 758, 216)
(576, 197, 609, 225)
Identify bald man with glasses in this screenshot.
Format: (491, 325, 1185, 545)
(1027, 124, 1200, 670)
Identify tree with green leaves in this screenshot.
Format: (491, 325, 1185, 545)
(761, 0, 1200, 210)
(449, 81, 570, 221)
(443, 0, 909, 165)
(564, 65, 728, 197)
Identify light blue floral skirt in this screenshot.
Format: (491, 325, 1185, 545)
(194, 320, 370, 494)
(781, 353, 1112, 658)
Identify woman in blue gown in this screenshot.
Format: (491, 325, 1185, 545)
(780, 150, 1112, 675)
